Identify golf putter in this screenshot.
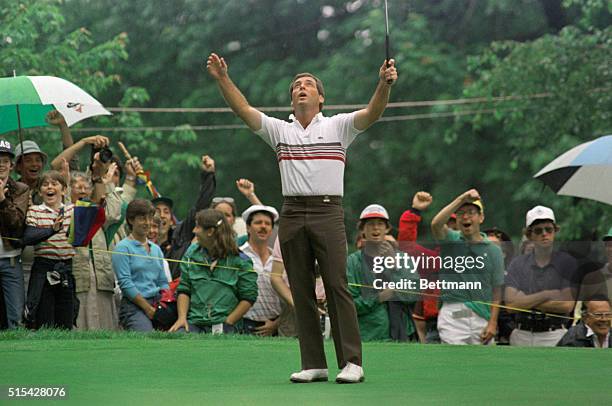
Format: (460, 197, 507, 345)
(384, 0, 393, 84)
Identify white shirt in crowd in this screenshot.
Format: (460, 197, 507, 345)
(241, 241, 281, 322)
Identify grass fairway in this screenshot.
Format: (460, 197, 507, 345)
(1, 330, 611, 405)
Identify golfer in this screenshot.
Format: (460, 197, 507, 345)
(206, 52, 397, 383)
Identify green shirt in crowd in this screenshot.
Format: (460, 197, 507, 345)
(177, 243, 258, 327)
(438, 229, 505, 320)
(346, 250, 417, 341)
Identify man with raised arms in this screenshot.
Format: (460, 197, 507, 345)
(206, 52, 397, 383)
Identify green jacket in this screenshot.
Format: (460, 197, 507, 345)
(346, 251, 390, 341)
(177, 243, 257, 327)
(347, 249, 418, 341)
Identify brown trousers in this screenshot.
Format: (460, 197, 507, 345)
(279, 196, 362, 370)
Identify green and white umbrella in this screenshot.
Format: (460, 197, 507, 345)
(0, 75, 111, 135)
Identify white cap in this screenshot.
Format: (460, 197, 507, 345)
(526, 205, 555, 228)
(359, 204, 389, 221)
(242, 205, 279, 224)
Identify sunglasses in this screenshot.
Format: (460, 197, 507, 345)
(212, 197, 235, 205)
(530, 226, 557, 235)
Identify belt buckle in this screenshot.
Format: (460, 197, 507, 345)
(323, 196, 331, 203)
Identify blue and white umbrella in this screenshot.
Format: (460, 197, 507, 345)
(534, 135, 612, 205)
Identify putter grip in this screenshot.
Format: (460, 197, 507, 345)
(385, 34, 393, 84)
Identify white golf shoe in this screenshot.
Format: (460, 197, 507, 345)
(289, 368, 329, 383)
(335, 362, 364, 383)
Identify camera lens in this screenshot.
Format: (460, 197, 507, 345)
(99, 147, 113, 163)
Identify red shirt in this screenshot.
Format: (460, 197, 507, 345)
(397, 208, 439, 320)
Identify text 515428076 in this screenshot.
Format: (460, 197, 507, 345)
(1, 386, 68, 399)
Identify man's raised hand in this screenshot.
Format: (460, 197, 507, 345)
(462, 189, 481, 204)
(236, 178, 255, 198)
(125, 157, 143, 177)
(201, 155, 215, 173)
(45, 110, 67, 127)
(206, 53, 228, 80)
(379, 59, 398, 85)
(236, 178, 262, 205)
(82, 135, 109, 149)
(412, 191, 433, 211)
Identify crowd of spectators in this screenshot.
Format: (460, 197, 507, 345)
(0, 110, 610, 349)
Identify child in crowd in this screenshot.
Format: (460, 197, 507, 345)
(24, 170, 75, 329)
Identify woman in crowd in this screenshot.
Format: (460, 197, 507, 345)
(169, 209, 257, 334)
(112, 199, 168, 331)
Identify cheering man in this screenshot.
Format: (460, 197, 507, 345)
(206, 52, 397, 383)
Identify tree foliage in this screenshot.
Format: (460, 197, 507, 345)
(0, 0, 128, 164)
(2, 0, 609, 243)
(452, 0, 611, 239)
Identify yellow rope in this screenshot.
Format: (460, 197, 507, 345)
(7, 236, 577, 320)
(66, 246, 587, 320)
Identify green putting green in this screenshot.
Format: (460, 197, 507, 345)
(1, 330, 611, 405)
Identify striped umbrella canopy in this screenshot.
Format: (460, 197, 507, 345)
(534, 135, 612, 205)
(0, 75, 111, 135)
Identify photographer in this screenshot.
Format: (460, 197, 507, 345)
(70, 151, 125, 330)
(50, 134, 110, 172)
(50, 136, 142, 247)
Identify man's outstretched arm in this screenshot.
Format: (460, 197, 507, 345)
(354, 59, 398, 131)
(206, 53, 262, 131)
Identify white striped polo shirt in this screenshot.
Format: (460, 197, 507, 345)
(255, 111, 362, 196)
(26, 203, 75, 260)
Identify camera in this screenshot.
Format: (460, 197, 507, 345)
(97, 147, 113, 163)
(91, 145, 113, 164)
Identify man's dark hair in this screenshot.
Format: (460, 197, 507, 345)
(289, 73, 325, 111)
(246, 210, 275, 227)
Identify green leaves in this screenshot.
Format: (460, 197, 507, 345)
(7, 0, 609, 240)
(456, 15, 611, 237)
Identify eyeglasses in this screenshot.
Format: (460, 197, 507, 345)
(531, 226, 556, 235)
(456, 209, 480, 217)
(212, 197, 234, 205)
(585, 312, 612, 321)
